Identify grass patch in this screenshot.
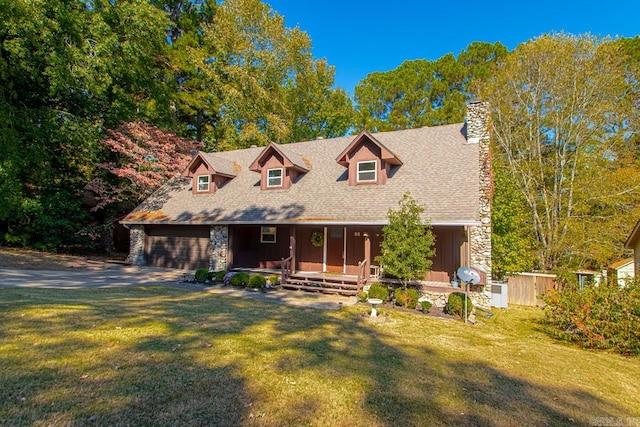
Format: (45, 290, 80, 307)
(1, 286, 638, 426)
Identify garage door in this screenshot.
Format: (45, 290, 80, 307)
(145, 226, 210, 270)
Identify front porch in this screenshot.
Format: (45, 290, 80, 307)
(228, 224, 468, 284)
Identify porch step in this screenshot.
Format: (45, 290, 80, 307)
(281, 282, 359, 296)
(282, 274, 360, 296)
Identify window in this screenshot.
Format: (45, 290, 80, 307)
(357, 160, 377, 182)
(261, 226, 277, 243)
(197, 175, 210, 192)
(267, 168, 283, 187)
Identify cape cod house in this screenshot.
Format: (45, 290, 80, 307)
(122, 102, 493, 287)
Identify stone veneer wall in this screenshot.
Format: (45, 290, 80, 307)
(420, 289, 490, 309)
(209, 225, 228, 271)
(125, 225, 146, 266)
(466, 102, 492, 286)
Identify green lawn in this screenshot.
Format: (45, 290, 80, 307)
(1, 286, 638, 426)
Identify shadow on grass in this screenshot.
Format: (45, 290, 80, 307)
(0, 287, 634, 426)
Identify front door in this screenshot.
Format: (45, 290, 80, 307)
(325, 227, 345, 273)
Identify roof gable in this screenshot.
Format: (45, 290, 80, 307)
(249, 142, 310, 173)
(182, 152, 237, 178)
(336, 130, 403, 167)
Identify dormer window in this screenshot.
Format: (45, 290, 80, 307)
(183, 152, 237, 195)
(336, 130, 403, 187)
(197, 175, 210, 192)
(249, 142, 310, 191)
(357, 161, 377, 183)
(267, 168, 283, 187)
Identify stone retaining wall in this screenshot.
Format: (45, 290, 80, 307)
(419, 287, 491, 308)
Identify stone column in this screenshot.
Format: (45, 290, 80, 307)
(209, 225, 229, 271)
(466, 101, 492, 285)
(125, 225, 146, 266)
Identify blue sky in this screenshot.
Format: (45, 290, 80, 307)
(266, 0, 639, 95)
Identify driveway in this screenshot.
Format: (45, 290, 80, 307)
(0, 265, 356, 310)
(0, 265, 187, 289)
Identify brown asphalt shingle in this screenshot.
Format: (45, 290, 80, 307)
(123, 123, 480, 226)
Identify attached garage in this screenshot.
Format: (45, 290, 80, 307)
(144, 226, 210, 270)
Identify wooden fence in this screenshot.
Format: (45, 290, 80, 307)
(507, 273, 558, 307)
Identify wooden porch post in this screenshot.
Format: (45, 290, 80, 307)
(290, 234, 296, 273)
(363, 232, 371, 283)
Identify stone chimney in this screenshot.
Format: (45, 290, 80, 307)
(466, 101, 492, 284)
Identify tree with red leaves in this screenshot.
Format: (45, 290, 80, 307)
(86, 122, 201, 212)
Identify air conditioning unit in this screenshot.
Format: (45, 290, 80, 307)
(490, 283, 508, 308)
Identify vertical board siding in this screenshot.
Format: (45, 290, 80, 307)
(507, 273, 558, 306)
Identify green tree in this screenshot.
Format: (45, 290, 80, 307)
(491, 162, 537, 279)
(184, 0, 353, 149)
(0, 0, 171, 250)
(354, 42, 506, 131)
(478, 33, 640, 271)
(376, 193, 436, 288)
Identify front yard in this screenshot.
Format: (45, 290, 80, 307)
(1, 286, 638, 426)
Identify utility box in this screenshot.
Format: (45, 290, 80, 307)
(490, 283, 508, 308)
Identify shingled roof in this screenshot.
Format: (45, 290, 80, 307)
(122, 123, 481, 226)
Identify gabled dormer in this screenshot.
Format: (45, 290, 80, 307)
(336, 130, 403, 186)
(249, 142, 310, 190)
(182, 152, 237, 195)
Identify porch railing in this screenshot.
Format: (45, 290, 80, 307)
(281, 256, 292, 285)
(357, 259, 368, 292)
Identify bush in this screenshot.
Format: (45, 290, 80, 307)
(357, 291, 368, 303)
(268, 274, 279, 286)
(215, 270, 228, 282)
(367, 283, 389, 301)
(195, 268, 209, 282)
(445, 292, 473, 319)
(248, 274, 267, 289)
(394, 288, 419, 309)
(420, 300, 433, 311)
(230, 272, 250, 287)
(542, 275, 640, 355)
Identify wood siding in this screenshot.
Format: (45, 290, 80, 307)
(296, 227, 324, 272)
(229, 225, 292, 269)
(425, 226, 466, 282)
(145, 225, 210, 270)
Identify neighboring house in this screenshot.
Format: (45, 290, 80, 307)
(122, 102, 492, 285)
(624, 218, 640, 277)
(607, 258, 635, 287)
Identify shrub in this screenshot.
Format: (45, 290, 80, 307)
(420, 300, 433, 311)
(367, 283, 389, 301)
(542, 275, 640, 355)
(394, 288, 419, 309)
(215, 270, 228, 282)
(194, 268, 209, 282)
(268, 274, 279, 285)
(357, 291, 368, 303)
(230, 272, 250, 287)
(445, 292, 473, 319)
(248, 275, 267, 289)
